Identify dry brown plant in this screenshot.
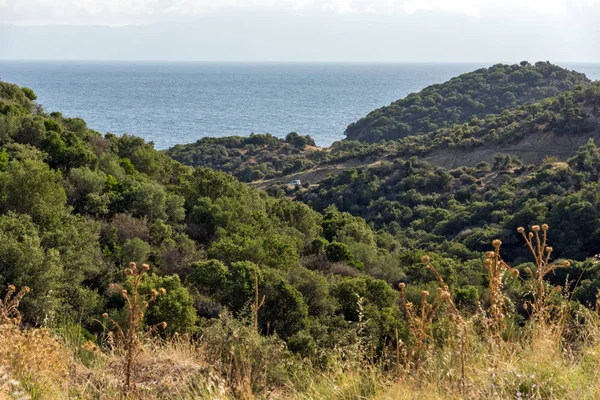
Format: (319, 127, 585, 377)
(97, 262, 167, 396)
(517, 224, 570, 323)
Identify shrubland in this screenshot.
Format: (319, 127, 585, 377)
(345, 61, 589, 142)
(2, 63, 600, 399)
(167, 67, 599, 184)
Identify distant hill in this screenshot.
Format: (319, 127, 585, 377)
(169, 81, 600, 186)
(166, 132, 322, 182)
(344, 62, 590, 143)
(390, 81, 600, 167)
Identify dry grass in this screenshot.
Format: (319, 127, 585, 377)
(3, 226, 600, 399)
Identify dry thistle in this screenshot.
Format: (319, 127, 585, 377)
(483, 240, 520, 343)
(398, 282, 438, 371)
(419, 256, 467, 391)
(398, 256, 465, 373)
(517, 224, 570, 322)
(0, 284, 30, 325)
(97, 262, 168, 396)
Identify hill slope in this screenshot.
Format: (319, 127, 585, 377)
(345, 61, 589, 142)
(5, 78, 600, 399)
(169, 81, 600, 187)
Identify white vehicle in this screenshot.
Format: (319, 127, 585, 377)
(287, 179, 302, 186)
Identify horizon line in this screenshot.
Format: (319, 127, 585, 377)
(1, 59, 599, 64)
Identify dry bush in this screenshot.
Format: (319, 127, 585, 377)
(301, 254, 361, 277)
(398, 255, 463, 374)
(0, 285, 70, 399)
(110, 214, 150, 242)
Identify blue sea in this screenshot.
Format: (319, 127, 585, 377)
(1, 61, 599, 149)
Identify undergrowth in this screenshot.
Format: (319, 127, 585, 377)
(1, 225, 600, 399)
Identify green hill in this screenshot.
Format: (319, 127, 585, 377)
(166, 132, 324, 182)
(4, 73, 600, 399)
(167, 80, 600, 186)
(345, 61, 589, 143)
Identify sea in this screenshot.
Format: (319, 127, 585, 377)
(1, 61, 599, 150)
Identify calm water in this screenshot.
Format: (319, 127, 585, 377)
(1, 61, 599, 149)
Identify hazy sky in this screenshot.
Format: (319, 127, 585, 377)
(1, 0, 599, 61)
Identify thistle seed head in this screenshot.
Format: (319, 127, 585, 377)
(517, 227, 525, 233)
(421, 255, 430, 264)
(542, 224, 549, 231)
(492, 239, 502, 248)
(532, 225, 540, 232)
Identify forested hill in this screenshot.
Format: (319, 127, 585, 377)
(167, 80, 600, 185)
(6, 78, 600, 398)
(345, 61, 589, 143)
(166, 132, 322, 182)
(386, 80, 600, 167)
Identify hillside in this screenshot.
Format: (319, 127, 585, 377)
(166, 132, 324, 182)
(4, 78, 600, 399)
(345, 61, 589, 142)
(169, 81, 600, 188)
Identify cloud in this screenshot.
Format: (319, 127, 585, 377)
(2, 0, 599, 25)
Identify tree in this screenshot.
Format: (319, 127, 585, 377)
(0, 212, 63, 322)
(325, 241, 352, 263)
(287, 266, 337, 316)
(0, 158, 67, 227)
(259, 269, 309, 339)
(140, 274, 197, 335)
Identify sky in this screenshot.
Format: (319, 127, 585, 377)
(1, 0, 599, 61)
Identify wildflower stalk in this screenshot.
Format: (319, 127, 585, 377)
(251, 270, 265, 334)
(99, 262, 167, 396)
(517, 225, 570, 324)
(484, 240, 520, 343)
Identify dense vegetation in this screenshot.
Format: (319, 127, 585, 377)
(2, 63, 600, 399)
(166, 76, 600, 184)
(166, 132, 324, 182)
(298, 139, 600, 265)
(345, 61, 589, 142)
(0, 80, 412, 361)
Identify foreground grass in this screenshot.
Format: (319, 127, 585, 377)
(2, 310, 600, 399)
(3, 227, 600, 399)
